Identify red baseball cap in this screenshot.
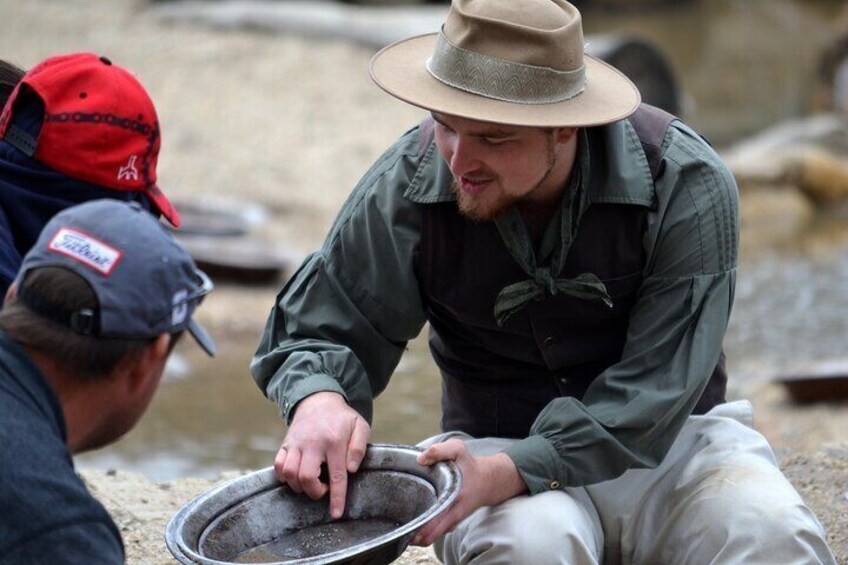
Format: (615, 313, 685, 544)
(0, 52, 180, 227)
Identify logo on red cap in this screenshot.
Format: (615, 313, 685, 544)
(118, 155, 140, 182)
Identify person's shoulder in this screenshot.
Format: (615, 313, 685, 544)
(0, 438, 122, 563)
(0, 334, 65, 443)
(331, 122, 449, 231)
(362, 124, 422, 182)
(0, 377, 117, 560)
(354, 122, 451, 201)
(0, 402, 77, 501)
(0, 519, 124, 564)
(643, 116, 739, 210)
(655, 119, 738, 213)
(663, 119, 731, 173)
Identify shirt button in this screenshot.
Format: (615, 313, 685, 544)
(544, 337, 556, 347)
(549, 480, 561, 490)
(559, 377, 569, 385)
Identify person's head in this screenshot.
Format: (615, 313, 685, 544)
(0, 52, 181, 227)
(369, 0, 641, 220)
(0, 59, 25, 108)
(0, 199, 214, 451)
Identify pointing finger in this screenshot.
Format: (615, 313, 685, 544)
(326, 447, 350, 519)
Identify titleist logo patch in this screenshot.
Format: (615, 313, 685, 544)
(48, 228, 122, 275)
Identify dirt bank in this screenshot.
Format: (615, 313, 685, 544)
(81, 443, 848, 564)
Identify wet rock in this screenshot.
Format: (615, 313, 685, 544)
(792, 147, 848, 203)
(723, 113, 848, 204)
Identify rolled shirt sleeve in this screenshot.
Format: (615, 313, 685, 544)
(505, 122, 740, 492)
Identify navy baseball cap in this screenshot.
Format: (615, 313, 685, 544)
(13, 199, 215, 355)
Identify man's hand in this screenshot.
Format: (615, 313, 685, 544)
(275, 392, 370, 519)
(411, 439, 528, 546)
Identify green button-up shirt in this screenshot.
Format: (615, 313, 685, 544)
(252, 115, 738, 493)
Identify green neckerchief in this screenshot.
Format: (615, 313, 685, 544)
(493, 131, 613, 327)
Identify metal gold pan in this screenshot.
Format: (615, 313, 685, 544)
(166, 444, 461, 565)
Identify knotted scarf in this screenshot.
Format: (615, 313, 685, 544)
(491, 148, 613, 326)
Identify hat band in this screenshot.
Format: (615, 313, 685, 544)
(426, 31, 586, 105)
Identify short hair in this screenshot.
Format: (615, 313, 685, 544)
(0, 59, 25, 108)
(0, 266, 155, 380)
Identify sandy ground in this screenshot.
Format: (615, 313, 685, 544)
(81, 443, 848, 564)
(1, 0, 847, 562)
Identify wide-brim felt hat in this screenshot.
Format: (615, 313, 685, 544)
(370, 0, 641, 128)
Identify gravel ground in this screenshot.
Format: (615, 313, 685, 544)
(2, 0, 846, 562)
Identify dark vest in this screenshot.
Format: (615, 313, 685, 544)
(414, 104, 727, 438)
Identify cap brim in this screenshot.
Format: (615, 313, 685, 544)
(369, 33, 641, 128)
(188, 318, 216, 356)
(146, 184, 181, 228)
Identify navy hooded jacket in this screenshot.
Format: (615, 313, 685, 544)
(0, 98, 153, 297)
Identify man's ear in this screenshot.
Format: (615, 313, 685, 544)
(123, 333, 171, 395)
(554, 126, 579, 145)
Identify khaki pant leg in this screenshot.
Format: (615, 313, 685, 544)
(584, 400, 836, 565)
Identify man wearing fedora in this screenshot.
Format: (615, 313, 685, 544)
(252, 0, 836, 562)
(0, 199, 215, 563)
(0, 52, 183, 299)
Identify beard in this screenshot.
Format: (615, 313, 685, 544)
(451, 179, 520, 221)
(450, 133, 558, 222)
